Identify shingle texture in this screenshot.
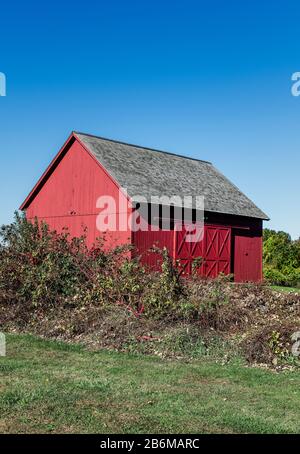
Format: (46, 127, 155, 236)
(75, 132, 268, 220)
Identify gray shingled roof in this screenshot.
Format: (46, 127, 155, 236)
(75, 132, 268, 220)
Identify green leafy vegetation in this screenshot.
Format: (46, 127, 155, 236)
(1, 333, 300, 434)
(263, 229, 300, 287)
(0, 214, 300, 369)
(0, 213, 188, 319)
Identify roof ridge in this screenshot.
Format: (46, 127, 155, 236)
(73, 131, 212, 165)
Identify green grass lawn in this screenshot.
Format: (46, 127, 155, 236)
(1, 334, 300, 434)
(271, 285, 300, 294)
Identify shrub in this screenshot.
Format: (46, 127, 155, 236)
(264, 267, 289, 286)
(241, 322, 298, 365)
(0, 213, 186, 320)
(1, 214, 300, 368)
(282, 267, 300, 288)
(264, 266, 300, 287)
(263, 229, 300, 287)
(141, 247, 186, 319)
(0, 213, 132, 309)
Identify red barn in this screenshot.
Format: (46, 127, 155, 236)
(20, 132, 269, 282)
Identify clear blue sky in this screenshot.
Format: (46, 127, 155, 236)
(0, 0, 299, 238)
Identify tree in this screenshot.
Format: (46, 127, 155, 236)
(263, 229, 300, 286)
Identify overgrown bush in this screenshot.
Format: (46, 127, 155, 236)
(0, 213, 186, 320)
(263, 229, 300, 287)
(241, 322, 299, 365)
(264, 266, 300, 288)
(264, 267, 290, 286)
(0, 213, 129, 309)
(1, 214, 300, 368)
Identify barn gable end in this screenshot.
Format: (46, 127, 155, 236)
(22, 135, 132, 248)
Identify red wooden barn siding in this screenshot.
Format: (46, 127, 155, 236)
(24, 136, 132, 249)
(133, 228, 174, 270)
(173, 224, 231, 278)
(21, 134, 263, 283)
(133, 211, 263, 282)
(205, 213, 263, 282)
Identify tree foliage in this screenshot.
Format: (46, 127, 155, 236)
(263, 229, 300, 286)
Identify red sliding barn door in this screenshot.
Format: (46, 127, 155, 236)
(204, 226, 231, 277)
(174, 224, 231, 278)
(174, 224, 205, 275)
